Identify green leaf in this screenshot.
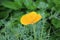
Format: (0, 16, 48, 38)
(0, 35, 6, 40)
(14, 0, 23, 7)
(37, 2, 48, 10)
(23, 0, 36, 10)
(2, 1, 20, 10)
(53, 0, 60, 11)
(52, 18, 60, 28)
(53, 0, 60, 5)
(0, 21, 3, 26)
(55, 29, 60, 36)
(50, 29, 60, 40)
(0, 11, 9, 19)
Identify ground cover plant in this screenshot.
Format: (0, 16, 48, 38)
(0, 0, 60, 40)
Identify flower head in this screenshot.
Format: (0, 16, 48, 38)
(20, 12, 42, 25)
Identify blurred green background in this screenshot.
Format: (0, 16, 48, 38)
(0, 0, 60, 40)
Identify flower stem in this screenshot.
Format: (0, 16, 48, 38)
(33, 24, 36, 40)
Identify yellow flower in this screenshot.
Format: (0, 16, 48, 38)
(20, 12, 42, 25)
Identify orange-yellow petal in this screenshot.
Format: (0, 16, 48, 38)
(32, 14, 42, 24)
(20, 15, 33, 25)
(20, 12, 42, 25)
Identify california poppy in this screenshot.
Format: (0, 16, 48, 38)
(20, 12, 42, 25)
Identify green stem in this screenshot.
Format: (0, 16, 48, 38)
(39, 11, 45, 40)
(40, 26, 44, 40)
(33, 24, 36, 40)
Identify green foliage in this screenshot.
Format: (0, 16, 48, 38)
(52, 18, 60, 28)
(23, 0, 36, 10)
(0, 11, 9, 19)
(2, 1, 21, 10)
(48, 0, 60, 11)
(37, 2, 48, 10)
(0, 0, 60, 40)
